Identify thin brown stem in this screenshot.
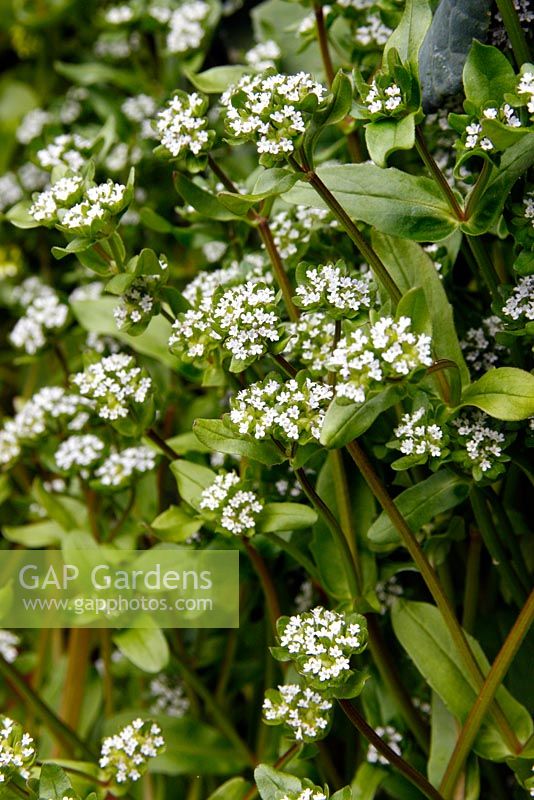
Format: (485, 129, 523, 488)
(415, 126, 464, 220)
(339, 700, 444, 800)
(146, 428, 180, 461)
(314, 4, 335, 85)
(242, 536, 281, 636)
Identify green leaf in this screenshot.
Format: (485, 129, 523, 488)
(218, 169, 299, 215)
(392, 600, 533, 758)
(170, 460, 216, 510)
(372, 232, 469, 386)
(351, 762, 387, 800)
(365, 114, 416, 168)
(113, 625, 169, 673)
(207, 777, 250, 799)
(193, 418, 286, 466)
(428, 693, 460, 787)
(70, 297, 180, 369)
(367, 471, 470, 549)
(186, 65, 250, 93)
(5, 200, 38, 229)
(38, 763, 73, 800)
(462, 41, 517, 110)
(254, 765, 301, 800)
(256, 502, 317, 533)
(2, 520, 64, 547)
(384, 0, 432, 68)
(462, 137, 534, 235)
(174, 172, 238, 221)
(320, 385, 406, 449)
(31, 480, 77, 531)
(285, 164, 458, 242)
(458, 367, 534, 421)
(396, 286, 430, 335)
(54, 60, 141, 90)
(152, 718, 248, 775)
(151, 505, 203, 542)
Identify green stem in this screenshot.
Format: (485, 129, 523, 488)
(439, 590, 534, 799)
(171, 643, 257, 768)
(487, 489, 531, 593)
(160, 306, 175, 324)
(462, 528, 482, 634)
(495, 0, 531, 66)
(0, 655, 96, 760)
(146, 428, 180, 461)
(329, 449, 359, 569)
(8, 782, 30, 799)
(338, 700, 444, 800)
(415, 126, 465, 220)
(271, 352, 298, 378)
(470, 487, 526, 609)
(366, 616, 430, 753)
(289, 157, 401, 304)
(466, 235, 500, 297)
(294, 467, 360, 604)
(345, 440, 522, 754)
(108, 235, 124, 271)
(464, 159, 493, 221)
(242, 536, 281, 636)
(314, 3, 335, 85)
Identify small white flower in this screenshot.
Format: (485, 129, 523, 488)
(263, 684, 332, 741)
(453, 412, 506, 474)
(156, 92, 212, 159)
(54, 434, 105, 472)
(461, 315, 507, 375)
(0, 716, 36, 785)
(0, 631, 19, 664)
(394, 407, 445, 458)
(294, 262, 373, 316)
(367, 725, 403, 765)
(200, 471, 263, 536)
(95, 446, 156, 487)
(245, 40, 281, 70)
(71, 353, 152, 421)
(150, 675, 190, 718)
(166, 1, 210, 54)
(99, 719, 165, 785)
(502, 275, 534, 322)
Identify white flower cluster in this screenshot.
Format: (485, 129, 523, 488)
(0, 387, 92, 467)
(295, 262, 373, 317)
(95, 446, 156, 487)
(36, 133, 91, 171)
(150, 675, 190, 718)
(199, 471, 263, 536)
(167, 1, 210, 54)
(376, 576, 403, 614)
(394, 408, 445, 458)
(170, 281, 281, 366)
(0, 631, 19, 663)
(9, 279, 68, 355)
(16, 108, 51, 144)
(269, 205, 334, 260)
(461, 315, 507, 375)
(0, 173, 22, 212)
(182, 256, 271, 311)
(329, 316, 432, 404)
(95, 31, 141, 60)
(502, 275, 534, 322)
(280, 790, 326, 800)
(245, 40, 281, 70)
(221, 72, 326, 158)
(367, 725, 403, 765)
(518, 70, 534, 114)
(122, 94, 157, 138)
(72, 354, 152, 421)
(355, 12, 392, 46)
(263, 684, 333, 741)
(229, 375, 333, 444)
(453, 412, 506, 474)
(55, 434, 105, 473)
(99, 719, 165, 785)
(113, 266, 166, 332)
(0, 717, 36, 784)
(482, 103, 521, 128)
(156, 92, 212, 159)
(277, 606, 366, 688)
(285, 312, 336, 377)
(464, 122, 493, 151)
(524, 189, 534, 227)
(29, 175, 83, 223)
(104, 4, 134, 23)
(364, 80, 403, 115)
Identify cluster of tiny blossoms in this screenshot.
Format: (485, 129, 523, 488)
(166, 1, 210, 54)
(0, 631, 19, 663)
(94, 446, 156, 488)
(452, 412, 508, 479)
(0, 387, 92, 468)
(221, 72, 326, 159)
(28, 175, 83, 224)
(199, 471, 263, 536)
(155, 92, 213, 161)
(280, 789, 326, 800)
(294, 262, 374, 318)
(263, 684, 332, 742)
(461, 315, 507, 375)
(329, 316, 432, 404)
(169, 281, 281, 368)
(99, 719, 165, 785)
(54, 434, 106, 474)
(276, 606, 367, 690)
(501, 275, 534, 323)
(29, 176, 129, 234)
(72, 354, 152, 421)
(9, 278, 68, 355)
(285, 313, 336, 377)
(113, 259, 167, 333)
(228, 374, 333, 445)
(367, 726, 403, 765)
(150, 675, 190, 718)
(364, 79, 404, 116)
(517, 69, 534, 115)
(393, 408, 445, 460)
(0, 717, 36, 785)
(269, 205, 334, 261)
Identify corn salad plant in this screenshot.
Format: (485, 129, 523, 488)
(0, 0, 533, 798)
